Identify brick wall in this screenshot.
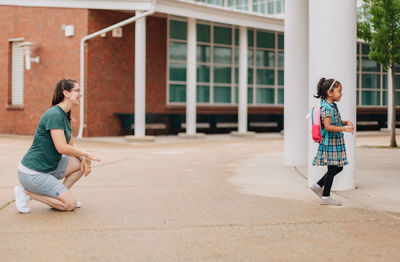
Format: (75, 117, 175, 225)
(86, 11, 168, 136)
(0, 6, 87, 136)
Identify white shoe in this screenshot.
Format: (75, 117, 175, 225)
(14, 186, 30, 213)
(310, 184, 323, 199)
(76, 201, 82, 208)
(320, 197, 342, 206)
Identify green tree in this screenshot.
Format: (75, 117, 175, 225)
(357, 0, 400, 147)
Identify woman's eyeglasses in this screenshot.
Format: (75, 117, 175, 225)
(69, 88, 81, 93)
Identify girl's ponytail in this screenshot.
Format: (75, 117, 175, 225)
(314, 78, 339, 99)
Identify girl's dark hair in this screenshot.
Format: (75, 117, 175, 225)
(314, 78, 341, 99)
(52, 79, 78, 120)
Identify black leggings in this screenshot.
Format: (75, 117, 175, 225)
(317, 166, 343, 197)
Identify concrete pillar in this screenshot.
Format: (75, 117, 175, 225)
(238, 26, 248, 133)
(283, 0, 308, 166)
(388, 68, 393, 129)
(134, 11, 146, 137)
(186, 17, 197, 135)
(308, 0, 357, 190)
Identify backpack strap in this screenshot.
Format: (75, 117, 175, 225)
(320, 100, 336, 145)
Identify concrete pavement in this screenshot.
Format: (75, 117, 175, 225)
(0, 132, 399, 261)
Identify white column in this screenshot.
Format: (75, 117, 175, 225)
(308, 0, 357, 190)
(388, 68, 393, 129)
(284, 0, 308, 166)
(186, 17, 197, 135)
(238, 26, 248, 133)
(134, 11, 146, 137)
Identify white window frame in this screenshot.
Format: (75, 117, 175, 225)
(8, 38, 25, 107)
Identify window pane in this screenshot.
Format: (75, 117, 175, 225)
(214, 46, 232, 64)
(357, 56, 359, 71)
(278, 88, 284, 104)
(256, 50, 275, 67)
(256, 69, 274, 85)
(197, 45, 210, 63)
(278, 70, 284, 86)
(235, 28, 239, 45)
(214, 86, 231, 103)
(257, 31, 275, 48)
(267, 0, 274, 14)
(256, 88, 274, 104)
(396, 75, 400, 89)
(169, 63, 186, 81)
(383, 74, 388, 90)
(357, 90, 360, 105)
(362, 44, 370, 55)
(169, 84, 186, 102)
(276, 0, 282, 13)
(214, 26, 232, 45)
(170, 20, 187, 40)
(197, 24, 210, 42)
(248, 29, 254, 47)
(397, 92, 400, 105)
(383, 91, 387, 106)
(362, 57, 380, 72)
(197, 65, 210, 83)
(197, 85, 210, 103)
(361, 74, 380, 89)
(278, 34, 284, 49)
(278, 52, 284, 68)
(169, 42, 186, 61)
(362, 90, 380, 106)
(214, 66, 232, 83)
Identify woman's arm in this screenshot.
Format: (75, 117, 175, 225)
(69, 136, 94, 176)
(323, 117, 354, 134)
(50, 129, 100, 161)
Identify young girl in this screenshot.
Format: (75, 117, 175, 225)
(310, 78, 354, 206)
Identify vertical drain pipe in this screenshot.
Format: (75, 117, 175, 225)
(78, 1, 156, 138)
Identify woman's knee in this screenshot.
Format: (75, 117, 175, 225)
(57, 190, 77, 211)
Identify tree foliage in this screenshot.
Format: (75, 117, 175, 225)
(357, 0, 400, 147)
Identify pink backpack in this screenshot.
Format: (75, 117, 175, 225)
(311, 101, 334, 144)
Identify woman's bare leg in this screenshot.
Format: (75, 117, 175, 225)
(63, 157, 84, 189)
(25, 189, 77, 211)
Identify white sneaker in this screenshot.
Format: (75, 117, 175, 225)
(320, 197, 342, 206)
(310, 184, 323, 199)
(14, 186, 31, 213)
(76, 201, 82, 208)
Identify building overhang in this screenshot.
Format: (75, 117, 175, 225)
(1, 0, 283, 31)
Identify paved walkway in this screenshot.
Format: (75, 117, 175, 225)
(0, 132, 399, 261)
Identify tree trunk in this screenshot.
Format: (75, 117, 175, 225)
(390, 66, 397, 147)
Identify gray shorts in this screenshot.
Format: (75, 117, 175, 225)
(18, 155, 69, 198)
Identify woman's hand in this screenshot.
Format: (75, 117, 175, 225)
(84, 153, 101, 162)
(80, 157, 92, 176)
(343, 125, 354, 134)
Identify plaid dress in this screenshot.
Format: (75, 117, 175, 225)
(312, 100, 349, 167)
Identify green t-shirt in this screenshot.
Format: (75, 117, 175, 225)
(21, 105, 71, 173)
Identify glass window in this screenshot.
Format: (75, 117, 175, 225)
(234, 68, 253, 84)
(214, 66, 232, 83)
(169, 42, 186, 61)
(197, 85, 210, 103)
(276, 0, 282, 13)
(248, 30, 254, 47)
(383, 91, 387, 106)
(170, 20, 187, 40)
(278, 70, 284, 86)
(256, 88, 274, 104)
(197, 24, 210, 43)
(383, 74, 388, 90)
(278, 88, 284, 104)
(256, 69, 275, 85)
(357, 90, 360, 105)
(169, 84, 186, 102)
(169, 63, 186, 81)
(256, 31, 275, 48)
(197, 65, 210, 83)
(277, 52, 284, 68)
(214, 86, 231, 103)
(361, 44, 370, 55)
(278, 34, 284, 49)
(256, 50, 275, 67)
(214, 26, 232, 45)
(396, 75, 400, 89)
(235, 28, 239, 46)
(362, 74, 380, 89)
(234, 49, 254, 65)
(197, 45, 210, 63)
(267, 0, 274, 14)
(362, 57, 380, 72)
(362, 90, 380, 106)
(214, 46, 232, 64)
